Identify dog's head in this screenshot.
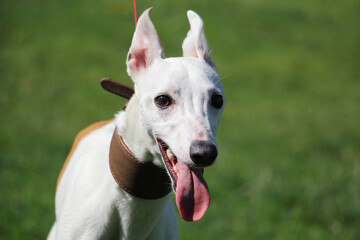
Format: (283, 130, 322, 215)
(126, 8, 225, 221)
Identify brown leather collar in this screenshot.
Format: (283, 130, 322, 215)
(109, 128, 172, 199)
(100, 78, 134, 99)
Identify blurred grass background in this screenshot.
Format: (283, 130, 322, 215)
(1, 0, 360, 239)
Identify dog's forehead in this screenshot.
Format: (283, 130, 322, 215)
(143, 57, 222, 94)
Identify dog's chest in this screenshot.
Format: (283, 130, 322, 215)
(111, 193, 175, 239)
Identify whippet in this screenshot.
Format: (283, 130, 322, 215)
(48, 8, 225, 240)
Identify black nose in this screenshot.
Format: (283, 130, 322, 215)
(190, 140, 218, 166)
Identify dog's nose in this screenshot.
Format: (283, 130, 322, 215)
(190, 140, 218, 167)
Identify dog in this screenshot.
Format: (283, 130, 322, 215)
(48, 8, 225, 240)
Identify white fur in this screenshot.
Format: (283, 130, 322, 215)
(48, 8, 224, 240)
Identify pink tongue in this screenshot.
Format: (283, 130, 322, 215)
(175, 160, 210, 222)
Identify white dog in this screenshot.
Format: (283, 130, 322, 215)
(48, 8, 225, 240)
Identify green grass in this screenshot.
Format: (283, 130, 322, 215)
(1, 0, 360, 239)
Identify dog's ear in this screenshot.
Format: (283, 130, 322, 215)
(182, 11, 215, 68)
(127, 8, 164, 77)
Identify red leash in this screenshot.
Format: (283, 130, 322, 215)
(133, 0, 138, 27)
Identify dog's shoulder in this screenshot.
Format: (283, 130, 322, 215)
(57, 119, 115, 187)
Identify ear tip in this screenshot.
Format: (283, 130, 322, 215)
(187, 10, 197, 19)
(146, 7, 154, 14)
(186, 10, 203, 27)
(137, 7, 154, 24)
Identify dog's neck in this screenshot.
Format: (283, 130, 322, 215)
(115, 95, 163, 168)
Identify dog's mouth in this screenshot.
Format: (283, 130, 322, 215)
(156, 138, 210, 222)
(157, 139, 179, 189)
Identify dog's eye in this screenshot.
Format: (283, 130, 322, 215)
(211, 94, 223, 109)
(155, 95, 172, 108)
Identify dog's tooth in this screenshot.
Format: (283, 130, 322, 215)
(166, 148, 175, 161)
(173, 166, 179, 175)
